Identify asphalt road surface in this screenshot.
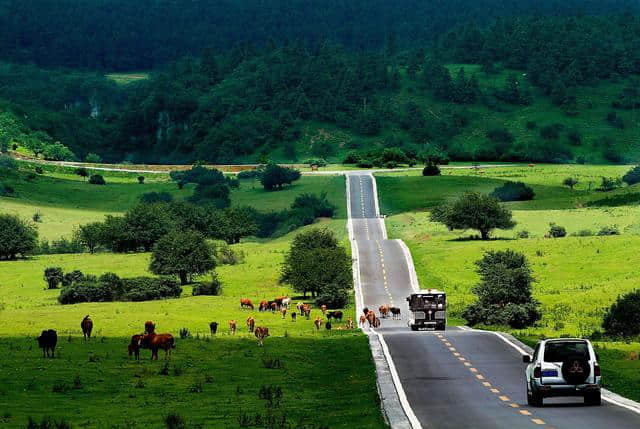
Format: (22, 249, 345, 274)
(347, 173, 640, 429)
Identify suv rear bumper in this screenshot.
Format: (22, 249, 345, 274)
(409, 320, 445, 331)
(530, 380, 600, 397)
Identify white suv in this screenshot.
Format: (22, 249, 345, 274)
(523, 338, 601, 406)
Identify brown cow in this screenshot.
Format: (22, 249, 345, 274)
(291, 312, 297, 322)
(321, 304, 327, 315)
(280, 308, 287, 319)
(246, 317, 255, 333)
(373, 317, 381, 328)
(229, 320, 237, 335)
(240, 298, 254, 310)
(366, 310, 376, 327)
(270, 302, 278, 312)
(314, 316, 322, 330)
(254, 327, 269, 346)
(259, 300, 269, 312)
(346, 317, 354, 329)
(139, 333, 175, 360)
(274, 296, 287, 308)
(303, 304, 312, 320)
(296, 302, 304, 315)
(359, 315, 367, 326)
(81, 315, 93, 340)
(37, 329, 57, 358)
(144, 321, 155, 334)
(390, 307, 401, 320)
(379, 305, 390, 319)
(327, 311, 343, 322)
(128, 334, 143, 360)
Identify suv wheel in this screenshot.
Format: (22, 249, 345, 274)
(410, 324, 418, 331)
(527, 385, 543, 407)
(585, 391, 601, 406)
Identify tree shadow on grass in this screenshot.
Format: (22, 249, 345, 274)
(448, 235, 516, 242)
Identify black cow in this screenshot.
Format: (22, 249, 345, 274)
(325, 321, 332, 330)
(37, 330, 57, 358)
(209, 322, 218, 335)
(327, 311, 343, 322)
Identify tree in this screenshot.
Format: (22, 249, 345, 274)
(88, 174, 106, 185)
(77, 222, 103, 254)
(430, 192, 516, 239)
(622, 166, 640, 186)
(137, 176, 145, 184)
(85, 153, 102, 163)
(562, 177, 579, 189)
(75, 167, 88, 180)
(124, 204, 176, 251)
(42, 142, 74, 161)
(149, 230, 215, 285)
(462, 250, 540, 328)
(0, 111, 22, 153)
(44, 267, 64, 289)
(490, 182, 535, 202)
(209, 207, 258, 244)
(602, 290, 640, 338)
(260, 163, 301, 191)
(0, 214, 38, 259)
(422, 163, 441, 176)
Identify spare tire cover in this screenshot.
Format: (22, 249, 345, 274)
(561, 355, 590, 384)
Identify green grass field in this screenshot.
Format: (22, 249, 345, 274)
(377, 165, 640, 401)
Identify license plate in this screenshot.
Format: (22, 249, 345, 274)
(542, 370, 558, 377)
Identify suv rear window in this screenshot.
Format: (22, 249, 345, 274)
(544, 341, 590, 362)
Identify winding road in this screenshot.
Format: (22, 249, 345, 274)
(346, 173, 640, 429)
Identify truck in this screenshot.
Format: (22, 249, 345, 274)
(407, 289, 446, 331)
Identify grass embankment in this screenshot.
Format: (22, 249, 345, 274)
(377, 165, 640, 401)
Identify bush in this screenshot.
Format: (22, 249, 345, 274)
(567, 129, 582, 146)
(316, 282, 349, 308)
(572, 229, 594, 237)
(137, 176, 145, 184)
(540, 124, 563, 140)
(525, 120, 537, 130)
(164, 413, 186, 429)
(192, 273, 223, 296)
(88, 174, 105, 185)
(62, 270, 85, 287)
(562, 177, 578, 189)
(260, 163, 301, 191)
(490, 181, 535, 201)
(516, 230, 529, 239)
(422, 163, 441, 176)
(44, 267, 64, 289)
(622, 165, 640, 186)
(42, 142, 75, 161)
(548, 223, 566, 238)
(37, 236, 84, 255)
(303, 158, 327, 167)
(597, 176, 622, 192)
(602, 290, 640, 337)
(0, 155, 17, 169)
(213, 243, 245, 265)
(342, 151, 361, 164)
(291, 192, 335, 218)
(237, 169, 263, 180)
(85, 153, 102, 163)
(356, 159, 373, 168)
(59, 275, 181, 304)
(606, 111, 625, 129)
(597, 225, 620, 236)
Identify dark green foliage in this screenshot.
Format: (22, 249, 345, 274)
(316, 283, 350, 308)
(77, 222, 104, 254)
(37, 236, 84, 255)
(74, 168, 88, 180)
(548, 223, 567, 238)
(88, 175, 105, 185)
(490, 181, 535, 202)
(0, 155, 17, 170)
(58, 274, 181, 304)
(281, 229, 351, 300)
(42, 142, 75, 161)
(486, 127, 514, 144)
(140, 192, 174, 204)
(149, 230, 215, 285)
(303, 158, 327, 168)
(622, 165, 640, 185)
(606, 111, 625, 129)
(137, 176, 145, 184)
(422, 163, 441, 176)
(291, 193, 335, 218)
(597, 225, 620, 236)
(260, 163, 301, 191)
(462, 250, 540, 328)
(44, 267, 64, 289)
(562, 177, 578, 189)
(0, 214, 38, 259)
(124, 204, 176, 251)
(85, 153, 102, 163)
(430, 192, 516, 239)
(567, 129, 582, 146)
(26, 416, 73, 429)
(237, 169, 263, 180)
(602, 290, 640, 337)
(343, 151, 361, 164)
(172, 166, 231, 208)
(164, 413, 186, 429)
(539, 124, 563, 140)
(62, 270, 85, 287)
(597, 176, 622, 192)
(208, 207, 258, 244)
(192, 273, 223, 296)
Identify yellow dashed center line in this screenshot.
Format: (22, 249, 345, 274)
(476, 374, 485, 380)
(520, 410, 532, 416)
(509, 403, 519, 408)
(499, 395, 510, 402)
(491, 388, 500, 394)
(532, 419, 545, 425)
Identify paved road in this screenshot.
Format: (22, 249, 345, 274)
(347, 173, 640, 429)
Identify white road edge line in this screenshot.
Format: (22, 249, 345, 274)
(368, 172, 387, 240)
(466, 327, 640, 415)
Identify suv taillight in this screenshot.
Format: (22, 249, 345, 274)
(594, 364, 601, 377)
(533, 366, 541, 378)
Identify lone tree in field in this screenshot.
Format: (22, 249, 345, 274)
(462, 250, 540, 328)
(149, 230, 215, 285)
(260, 163, 301, 191)
(430, 192, 515, 239)
(44, 267, 64, 289)
(602, 290, 640, 338)
(562, 177, 579, 189)
(77, 222, 104, 254)
(75, 167, 88, 181)
(280, 228, 351, 304)
(0, 214, 38, 259)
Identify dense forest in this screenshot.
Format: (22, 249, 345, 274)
(0, 2, 639, 164)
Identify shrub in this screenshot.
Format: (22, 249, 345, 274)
(291, 192, 335, 218)
(85, 153, 102, 163)
(237, 169, 263, 180)
(622, 165, 640, 186)
(62, 270, 85, 287)
(137, 176, 145, 184)
(602, 290, 640, 337)
(342, 151, 361, 164)
(357, 159, 373, 168)
(192, 273, 223, 296)
(37, 236, 84, 255)
(44, 267, 64, 289)
(572, 229, 594, 237)
(32, 212, 42, 223)
(567, 129, 582, 146)
(597, 225, 620, 236)
(516, 230, 529, 239)
(525, 120, 537, 130)
(597, 176, 622, 192)
(606, 111, 625, 129)
(260, 163, 301, 191)
(422, 163, 441, 176)
(316, 282, 349, 308)
(0, 182, 14, 196)
(179, 328, 191, 339)
(213, 243, 245, 265)
(383, 161, 398, 169)
(42, 142, 75, 161)
(562, 177, 578, 189)
(0, 155, 17, 169)
(58, 274, 181, 304)
(303, 158, 327, 167)
(164, 413, 186, 429)
(121, 277, 182, 301)
(490, 181, 534, 202)
(548, 223, 566, 238)
(35, 166, 43, 174)
(88, 174, 105, 185)
(0, 214, 38, 259)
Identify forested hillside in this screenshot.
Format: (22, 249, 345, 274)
(0, 3, 638, 164)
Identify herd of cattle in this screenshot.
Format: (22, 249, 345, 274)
(35, 299, 401, 360)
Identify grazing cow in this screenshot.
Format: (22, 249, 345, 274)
(259, 300, 269, 312)
(379, 305, 390, 319)
(373, 317, 381, 328)
(209, 322, 218, 335)
(280, 308, 287, 319)
(390, 307, 401, 320)
(229, 320, 237, 335)
(325, 321, 332, 330)
(281, 297, 291, 309)
(139, 333, 175, 360)
(81, 315, 93, 341)
(359, 315, 367, 326)
(314, 317, 322, 330)
(366, 311, 376, 327)
(240, 298, 254, 310)
(303, 304, 312, 320)
(274, 296, 287, 308)
(254, 327, 269, 346)
(321, 304, 327, 315)
(246, 317, 255, 333)
(270, 302, 278, 312)
(327, 311, 343, 322)
(296, 302, 304, 315)
(291, 312, 297, 322)
(37, 329, 57, 358)
(346, 317, 354, 329)
(144, 321, 155, 334)
(128, 334, 143, 360)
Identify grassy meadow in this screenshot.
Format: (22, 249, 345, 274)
(377, 164, 640, 400)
